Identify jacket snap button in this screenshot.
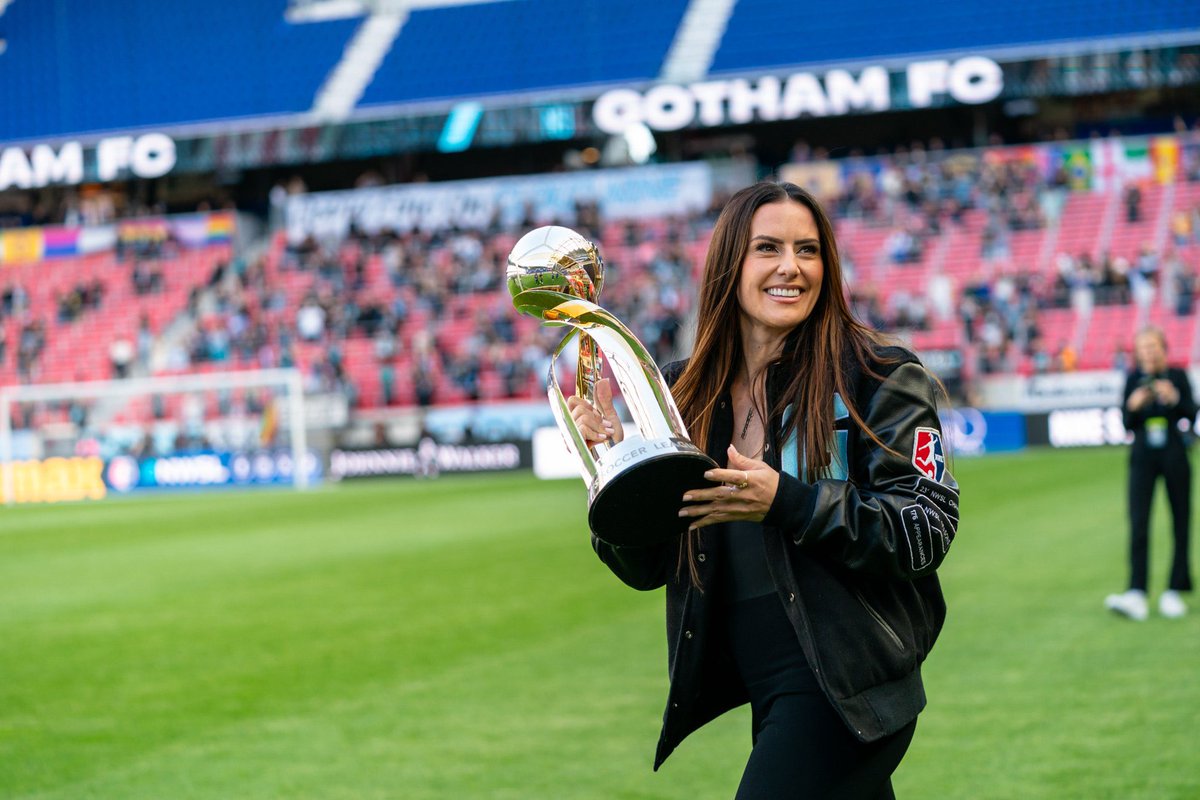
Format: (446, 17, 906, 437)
(684, 630, 693, 639)
(788, 593, 795, 602)
(697, 553, 706, 562)
(672, 702, 679, 708)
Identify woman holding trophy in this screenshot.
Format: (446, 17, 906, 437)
(568, 182, 958, 799)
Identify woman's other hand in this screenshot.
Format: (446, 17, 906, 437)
(566, 377, 625, 446)
(678, 444, 779, 531)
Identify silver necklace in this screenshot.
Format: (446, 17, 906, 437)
(739, 405, 755, 440)
(739, 364, 759, 441)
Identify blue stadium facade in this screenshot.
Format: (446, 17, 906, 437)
(1, 0, 1198, 143)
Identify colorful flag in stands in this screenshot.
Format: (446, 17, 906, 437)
(1151, 136, 1180, 184)
(166, 213, 237, 247)
(1, 228, 44, 265)
(43, 227, 81, 258)
(207, 212, 235, 243)
(1090, 137, 1153, 192)
(1060, 145, 1092, 191)
(118, 219, 170, 246)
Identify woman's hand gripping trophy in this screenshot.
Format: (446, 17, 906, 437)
(566, 378, 625, 448)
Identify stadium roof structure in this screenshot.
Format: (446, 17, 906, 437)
(0, 0, 1198, 144)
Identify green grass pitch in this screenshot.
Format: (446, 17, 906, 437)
(2, 446, 1198, 799)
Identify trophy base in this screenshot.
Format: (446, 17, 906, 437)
(588, 437, 718, 547)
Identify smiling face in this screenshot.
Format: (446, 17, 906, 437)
(736, 199, 825, 343)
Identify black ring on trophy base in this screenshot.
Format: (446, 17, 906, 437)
(588, 442, 718, 547)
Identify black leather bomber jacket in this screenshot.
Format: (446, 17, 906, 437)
(591, 345, 959, 770)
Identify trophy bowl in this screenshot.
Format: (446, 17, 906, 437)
(508, 226, 716, 547)
(507, 225, 604, 318)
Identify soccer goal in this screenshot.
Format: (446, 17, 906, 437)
(0, 368, 311, 505)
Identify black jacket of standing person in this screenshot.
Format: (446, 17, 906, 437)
(592, 344, 959, 769)
(1108, 332, 1197, 613)
(1122, 367, 1197, 449)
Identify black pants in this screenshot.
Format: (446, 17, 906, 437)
(724, 595, 917, 800)
(1128, 444, 1194, 592)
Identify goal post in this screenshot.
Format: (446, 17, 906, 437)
(0, 368, 309, 505)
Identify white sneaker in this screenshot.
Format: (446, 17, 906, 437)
(1105, 590, 1149, 621)
(1159, 590, 1187, 619)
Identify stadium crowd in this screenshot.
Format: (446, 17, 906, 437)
(3, 131, 1200, 414)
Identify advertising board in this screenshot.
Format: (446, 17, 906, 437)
(329, 439, 530, 480)
(103, 450, 323, 494)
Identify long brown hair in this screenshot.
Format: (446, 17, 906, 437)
(672, 181, 898, 582)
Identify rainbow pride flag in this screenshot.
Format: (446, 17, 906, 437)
(206, 211, 235, 243)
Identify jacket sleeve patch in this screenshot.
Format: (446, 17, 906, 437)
(901, 503, 934, 571)
(912, 427, 947, 483)
(915, 476, 959, 518)
(915, 495, 954, 554)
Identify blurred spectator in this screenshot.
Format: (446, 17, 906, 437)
(979, 342, 1010, 374)
(132, 260, 164, 295)
(888, 291, 929, 331)
(16, 320, 45, 380)
(1057, 342, 1079, 372)
(1096, 253, 1130, 304)
(1173, 261, 1196, 316)
(296, 295, 326, 342)
(1030, 338, 1053, 374)
(1113, 345, 1130, 372)
(1124, 183, 1143, 223)
(137, 314, 154, 370)
(1170, 208, 1193, 246)
(415, 364, 436, 407)
(885, 227, 921, 263)
(110, 336, 134, 379)
(850, 287, 887, 330)
(927, 273, 956, 322)
(376, 355, 395, 406)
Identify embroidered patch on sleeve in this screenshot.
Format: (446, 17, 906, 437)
(901, 503, 934, 571)
(915, 476, 959, 517)
(915, 495, 953, 554)
(912, 427, 946, 483)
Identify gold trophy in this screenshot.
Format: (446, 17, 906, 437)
(507, 226, 717, 546)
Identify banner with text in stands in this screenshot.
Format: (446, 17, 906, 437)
(979, 369, 1200, 415)
(978, 370, 1128, 413)
(283, 162, 714, 243)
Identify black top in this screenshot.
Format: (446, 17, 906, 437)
(718, 521, 776, 602)
(1122, 366, 1198, 450)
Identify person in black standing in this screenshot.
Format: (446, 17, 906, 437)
(1106, 327, 1196, 620)
(569, 182, 958, 798)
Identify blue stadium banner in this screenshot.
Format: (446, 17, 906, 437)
(940, 408, 1027, 456)
(103, 450, 323, 494)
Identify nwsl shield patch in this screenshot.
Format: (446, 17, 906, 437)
(912, 427, 946, 483)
